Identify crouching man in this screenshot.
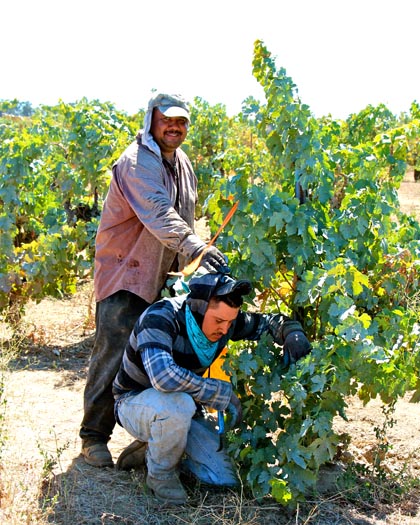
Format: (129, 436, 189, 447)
(112, 272, 311, 504)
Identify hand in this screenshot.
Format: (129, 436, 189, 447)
(200, 246, 230, 274)
(225, 392, 242, 429)
(268, 315, 303, 345)
(282, 331, 312, 366)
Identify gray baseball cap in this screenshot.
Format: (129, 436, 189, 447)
(148, 93, 190, 121)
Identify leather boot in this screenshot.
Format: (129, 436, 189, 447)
(82, 440, 113, 468)
(146, 473, 187, 504)
(116, 440, 147, 471)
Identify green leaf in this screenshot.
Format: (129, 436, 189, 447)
(310, 374, 327, 393)
(269, 478, 293, 505)
(308, 436, 337, 464)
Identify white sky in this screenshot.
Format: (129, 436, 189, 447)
(1, 0, 419, 120)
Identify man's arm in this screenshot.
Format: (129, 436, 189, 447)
(115, 154, 226, 270)
(142, 347, 232, 411)
(116, 156, 204, 260)
(232, 312, 312, 364)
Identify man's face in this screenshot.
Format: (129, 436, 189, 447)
(150, 108, 189, 158)
(201, 300, 240, 342)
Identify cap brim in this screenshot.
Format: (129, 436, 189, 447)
(158, 105, 190, 121)
(215, 279, 252, 297)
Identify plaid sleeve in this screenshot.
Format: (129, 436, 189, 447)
(142, 347, 232, 411)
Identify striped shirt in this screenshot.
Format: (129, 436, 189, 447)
(113, 295, 268, 411)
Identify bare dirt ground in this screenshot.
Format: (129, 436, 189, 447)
(1, 172, 419, 525)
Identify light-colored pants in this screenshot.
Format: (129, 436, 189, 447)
(117, 389, 238, 486)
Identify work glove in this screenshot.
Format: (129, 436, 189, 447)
(268, 314, 303, 345)
(282, 330, 312, 366)
(268, 314, 311, 365)
(225, 392, 242, 430)
(196, 246, 230, 274)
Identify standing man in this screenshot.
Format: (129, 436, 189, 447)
(112, 271, 312, 504)
(80, 94, 228, 467)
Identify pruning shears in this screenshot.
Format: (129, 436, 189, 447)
(217, 410, 225, 451)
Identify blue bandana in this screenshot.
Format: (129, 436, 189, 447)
(185, 305, 218, 367)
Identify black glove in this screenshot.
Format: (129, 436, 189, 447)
(267, 314, 311, 365)
(225, 392, 242, 430)
(199, 246, 230, 274)
(282, 330, 312, 366)
(268, 314, 303, 345)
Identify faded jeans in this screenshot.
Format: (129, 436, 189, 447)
(116, 389, 239, 486)
(80, 290, 150, 443)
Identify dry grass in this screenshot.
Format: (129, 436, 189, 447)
(42, 466, 293, 525)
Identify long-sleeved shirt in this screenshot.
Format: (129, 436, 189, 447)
(113, 295, 269, 411)
(94, 134, 206, 303)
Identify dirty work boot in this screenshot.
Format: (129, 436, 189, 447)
(116, 440, 147, 471)
(146, 473, 187, 504)
(82, 440, 114, 468)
